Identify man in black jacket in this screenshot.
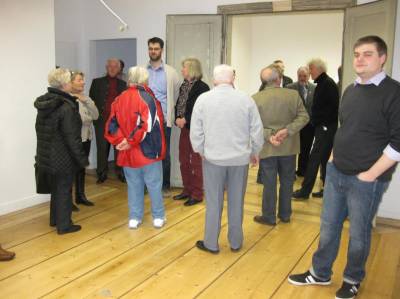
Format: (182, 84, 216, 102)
(35, 68, 88, 234)
(89, 58, 127, 183)
(293, 58, 339, 199)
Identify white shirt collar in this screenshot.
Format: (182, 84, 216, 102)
(354, 71, 386, 86)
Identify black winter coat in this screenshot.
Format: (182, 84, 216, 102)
(34, 88, 89, 176)
(174, 80, 210, 130)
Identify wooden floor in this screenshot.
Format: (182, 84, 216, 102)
(1, 168, 399, 299)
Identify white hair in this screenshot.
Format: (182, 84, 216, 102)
(128, 66, 149, 85)
(297, 66, 310, 74)
(48, 68, 71, 89)
(307, 58, 327, 73)
(213, 64, 234, 85)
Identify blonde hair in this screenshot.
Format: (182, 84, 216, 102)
(182, 58, 203, 80)
(127, 66, 149, 85)
(70, 70, 84, 82)
(48, 68, 71, 89)
(307, 58, 327, 73)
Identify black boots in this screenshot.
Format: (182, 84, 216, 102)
(75, 169, 94, 206)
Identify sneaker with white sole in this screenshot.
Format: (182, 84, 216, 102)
(288, 270, 331, 286)
(128, 219, 142, 229)
(153, 217, 166, 228)
(335, 281, 360, 299)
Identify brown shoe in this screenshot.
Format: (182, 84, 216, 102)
(0, 245, 15, 261)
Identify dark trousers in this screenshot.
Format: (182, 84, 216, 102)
(301, 123, 337, 195)
(94, 119, 121, 178)
(297, 123, 315, 176)
(75, 140, 91, 198)
(179, 127, 203, 199)
(50, 172, 74, 230)
(162, 125, 171, 189)
(260, 155, 296, 223)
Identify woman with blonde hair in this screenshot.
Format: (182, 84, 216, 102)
(70, 71, 99, 209)
(173, 58, 210, 206)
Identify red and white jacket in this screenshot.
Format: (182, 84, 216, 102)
(104, 84, 166, 168)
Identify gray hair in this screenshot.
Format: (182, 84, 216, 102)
(127, 66, 149, 85)
(307, 58, 327, 73)
(107, 58, 121, 68)
(259, 65, 280, 90)
(48, 68, 71, 89)
(213, 64, 234, 85)
(297, 66, 309, 74)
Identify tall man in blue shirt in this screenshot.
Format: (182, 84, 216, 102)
(146, 37, 180, 196)
(288, 36, 400, 299)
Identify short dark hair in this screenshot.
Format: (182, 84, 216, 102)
(354, 35, 387, 57)
(148, 37, 164, 49)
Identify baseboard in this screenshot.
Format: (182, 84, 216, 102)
(377, 208, 400, 220)
(0, 194, 50, 216)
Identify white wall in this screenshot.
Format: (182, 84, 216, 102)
(50, 0, 400, 220)
(0, 0, 55, 215)
(379, 0, 400, 220)
(231, 11, 344, 95)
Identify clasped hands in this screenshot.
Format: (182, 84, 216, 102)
(269, 128, 288, 146)
(116, 138, 131, 151)
(176, 117, 186, 129)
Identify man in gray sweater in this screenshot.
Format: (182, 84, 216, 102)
(190, 64, 264, 254)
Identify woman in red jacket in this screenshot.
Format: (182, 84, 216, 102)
(105, 66, 166, 229)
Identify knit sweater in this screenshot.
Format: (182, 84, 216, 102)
(333, 76, 400, 181)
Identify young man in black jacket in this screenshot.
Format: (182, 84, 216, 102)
(288, 36, 400, 299)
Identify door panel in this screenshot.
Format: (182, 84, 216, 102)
(342, 0, 396, 93)
(166, 15, 223, 187)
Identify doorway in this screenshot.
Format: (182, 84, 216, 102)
(88, 38, 137, 169)
(229, 10, 344, 95)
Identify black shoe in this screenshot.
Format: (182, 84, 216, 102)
(312, 189, 324, 198)
(117, 173, 126, 183)
(72, 203, 80, 212)
(288, 270, 331, 286)
(335, 281, 360, 299)
(195, 240, 219, 254)
(96, 174, 107, 184)
(50, 222, 56, 227)
(75, 196, 94, 207)
(184, 198, 202, 206)
(292, 189, 310, 200)
(57, 224, 81, 235)
(296, 170, 305, 177)
(253, 215, 276, 226)
(279, 217, 290, 223)
(173, 193, 190, 200)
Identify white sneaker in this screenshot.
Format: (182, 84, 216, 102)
(153, 217, 166, 228)
(128, 219, 142, 229)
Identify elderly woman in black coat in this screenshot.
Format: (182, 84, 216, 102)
(34, 68, 88, 235)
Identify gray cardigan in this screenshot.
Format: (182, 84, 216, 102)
(77, 95, 99, 142)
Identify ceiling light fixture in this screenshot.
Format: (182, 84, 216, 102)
(98, 0, 129, 31)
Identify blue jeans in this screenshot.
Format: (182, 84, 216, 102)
(311, 162, 389, 284)
(123, 161, 165, 220)
(259, 155, 296, 222)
